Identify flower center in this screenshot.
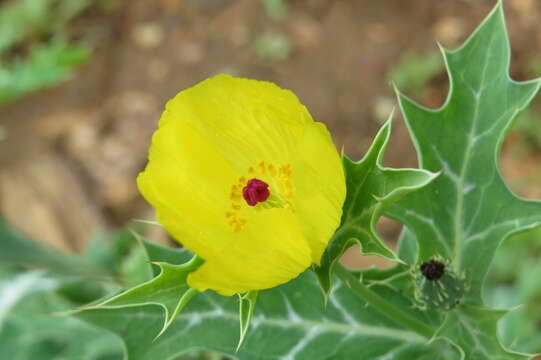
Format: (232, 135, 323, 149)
(242, 178, 270, 206)
(225, 161, 294, 232)
(420, 260, 445, 281)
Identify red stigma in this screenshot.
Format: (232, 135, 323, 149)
(242, 178, 270, 206)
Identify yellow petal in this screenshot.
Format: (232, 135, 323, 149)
(137, 114, 238, 260)
(164, 74, 311, 171)
(292, 122, 346, 263)
(187, 208, 312, 296)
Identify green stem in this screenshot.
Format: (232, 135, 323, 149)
(334, 263, 434, 339)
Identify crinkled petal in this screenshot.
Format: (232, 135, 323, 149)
(137, 113, 238, 259)
(292, 122, 346, 263)
(187, 208, 312, 296)
(165, 74, 312, 171)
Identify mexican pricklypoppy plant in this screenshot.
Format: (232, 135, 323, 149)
(77, 3, 541, 359)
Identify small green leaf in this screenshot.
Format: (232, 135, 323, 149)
(81, 254, 203, 339)
(314, 118, 438, 296)
(237, 290, 258, 352)
(129, 228, 190, 276)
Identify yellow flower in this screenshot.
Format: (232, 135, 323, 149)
(137, 74, 346, 296)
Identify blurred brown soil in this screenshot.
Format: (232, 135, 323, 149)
(1, 0, 540, 268)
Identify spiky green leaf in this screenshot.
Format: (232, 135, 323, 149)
(387, 2, 540, 358)
(388, 2, 541, 303)
(314, 118, 438, 295)
(81, 251, 203, 339)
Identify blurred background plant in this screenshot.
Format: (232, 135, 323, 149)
(254, 31, 292, 65)
(385, 51, 443, 97)
(0, 0, 117, 105)
(260, 0, 288, 22)
(1, 0, 541, 359)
